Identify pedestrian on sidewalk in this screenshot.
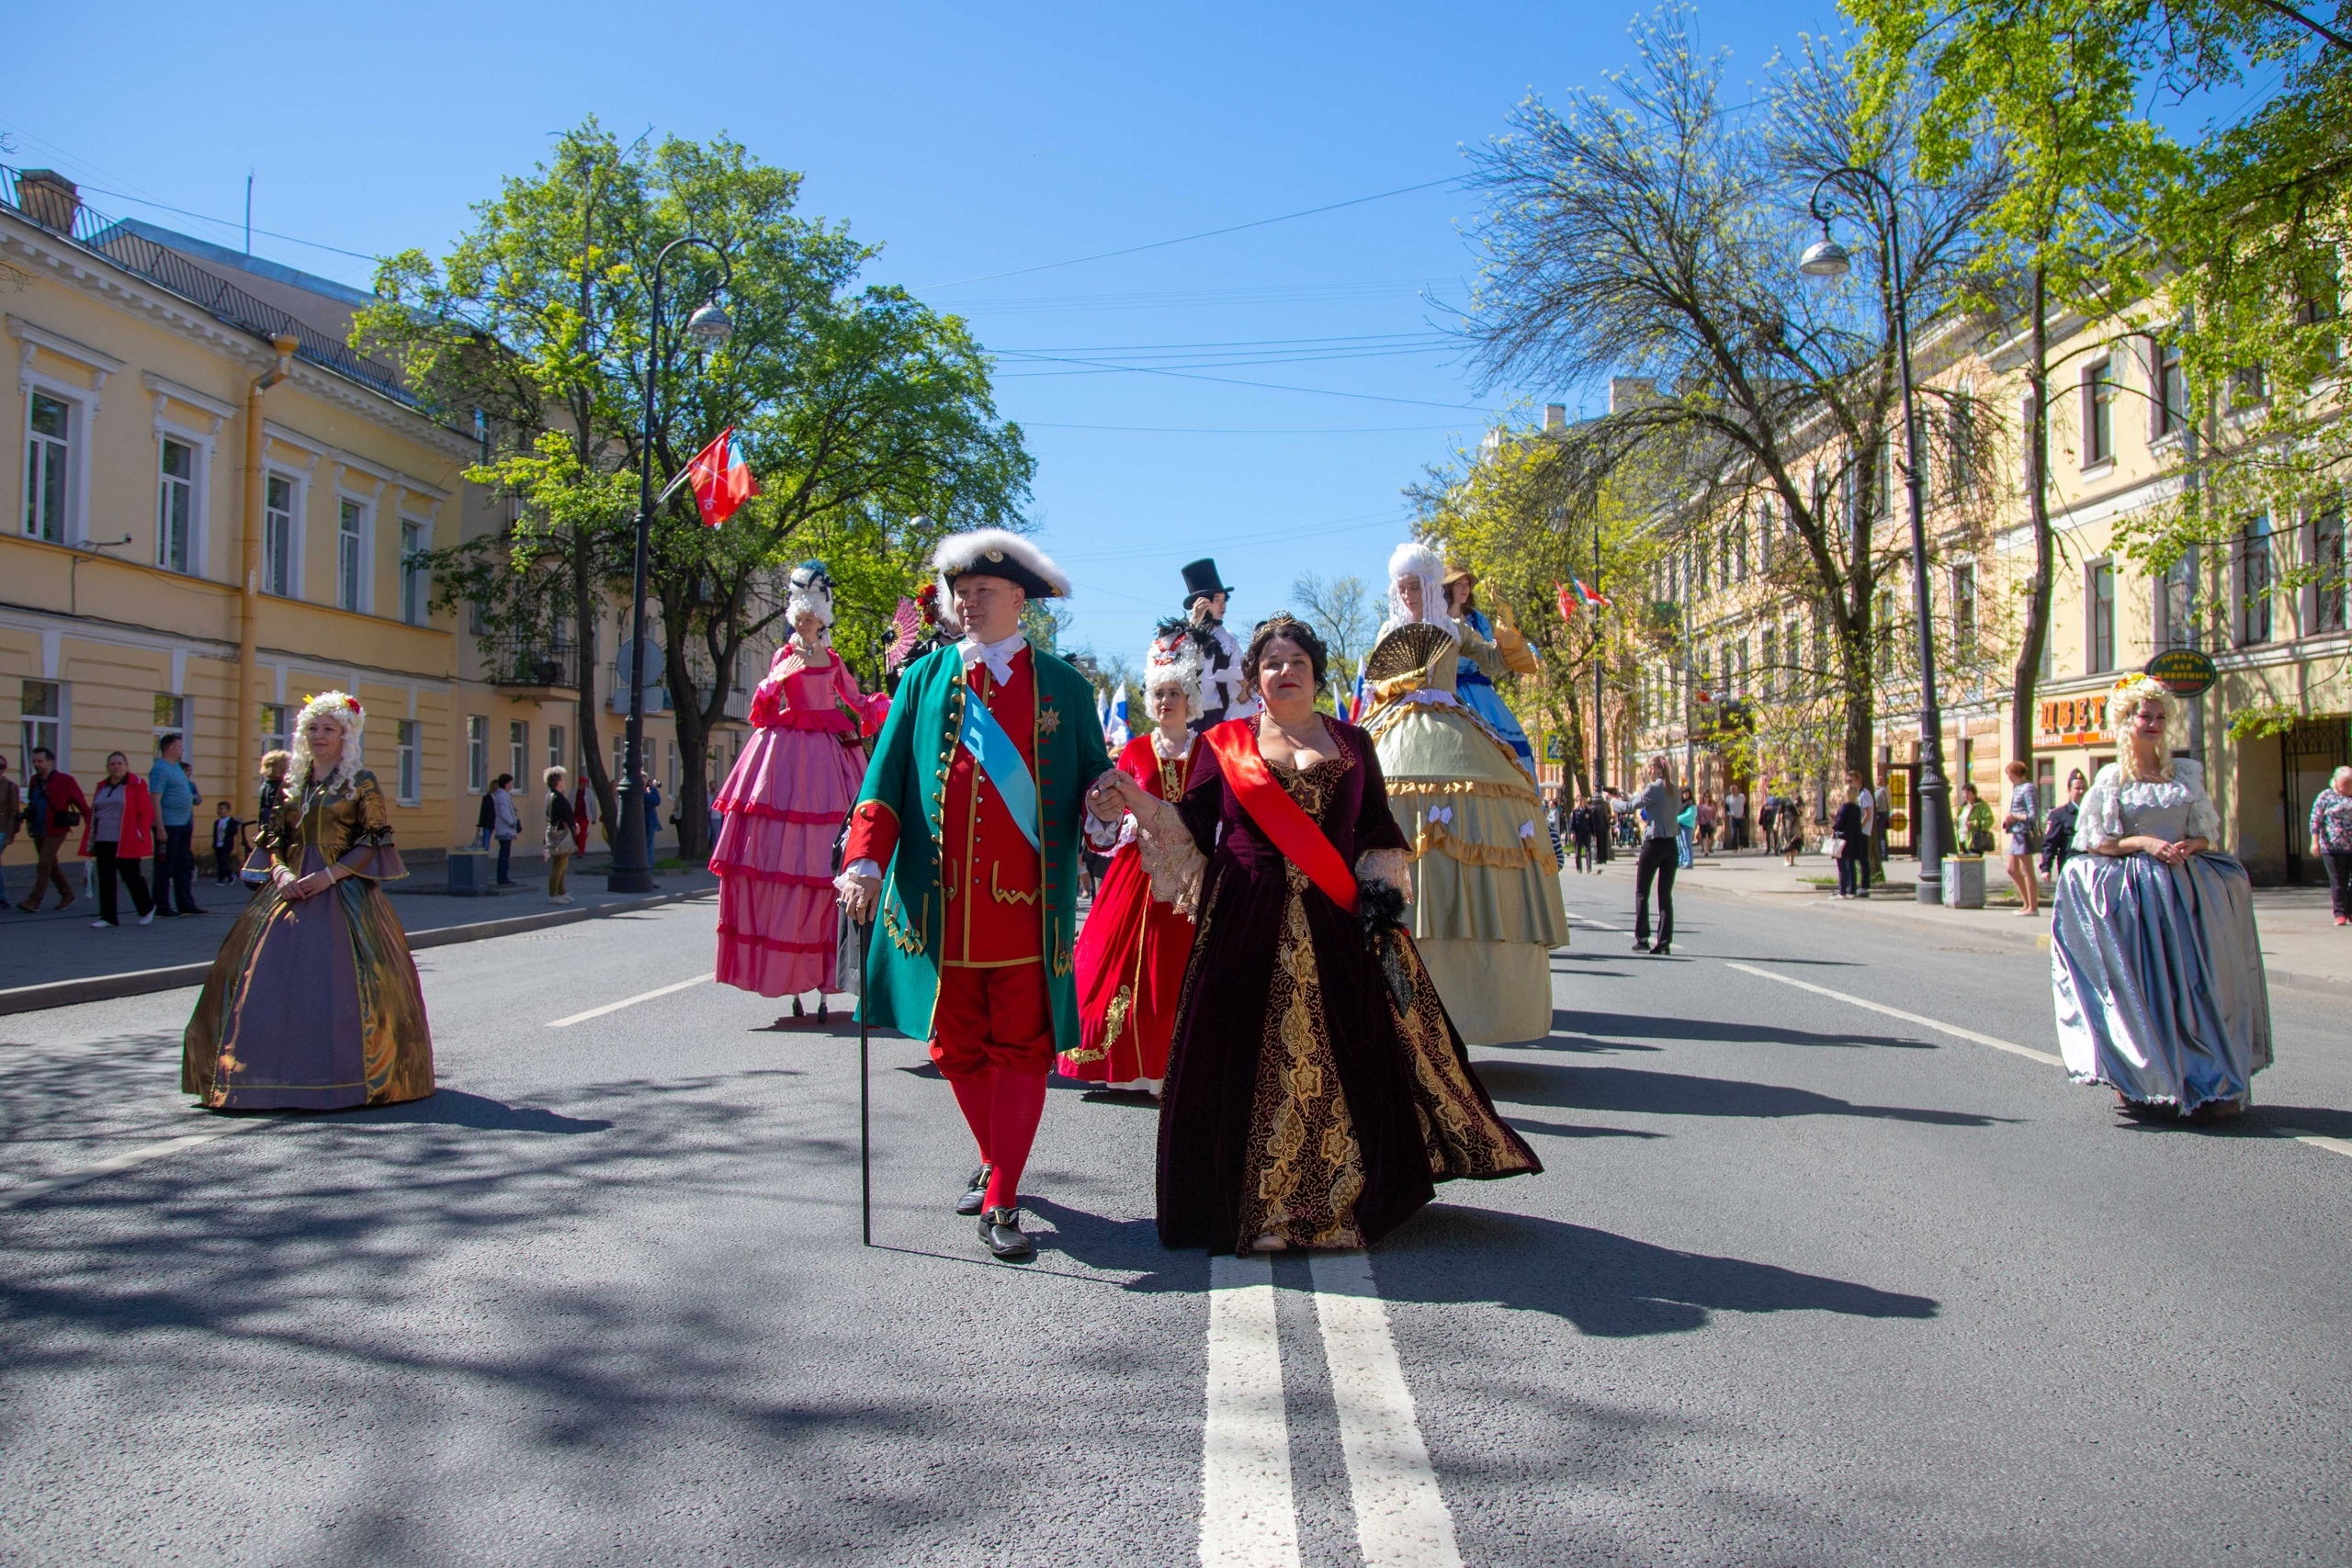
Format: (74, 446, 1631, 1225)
(2051, 677, 2269, 1122)
(489, 773, 520, 885)
(2000, 760, 2041, 916)
(2312, 764, 2352, 927)
(642, 773, 662, 864)
(1847, 771, 1878, 892)
(82, 751, 157, 928)
(1676, 788, 1696, 869)
(1696, 792, 1718, 855)
(0, 755, 20, 910)
(1959, 783, 1997, 856)
(1831, 784, 1867, 898)
(571, 773, 598, 856)
(1633, 756, 1679, 954)
(2042, 770, 2088, 891)
(1725, 784, 1747, 852)
(543, 766, 575, 904)
(210, 800, 243, 885)
(256, 750, 291, 829)
(1569, 795, 1597, 872)
(147, 733, 203, 917)
(17, 747, 86, 913)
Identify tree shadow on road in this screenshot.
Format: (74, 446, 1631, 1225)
(337, 1089, 614, 1134)
(1370, 1202, 1940, 1337)
(1543, 1010, 1939, 1052)
(1476, 1058, 2008, 1127)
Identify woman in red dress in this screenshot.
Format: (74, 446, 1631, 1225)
(1061, 627, 1204, 1095)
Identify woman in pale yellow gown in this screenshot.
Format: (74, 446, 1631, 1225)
(1358, 543, 1567, 1044)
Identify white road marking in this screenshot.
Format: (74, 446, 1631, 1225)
(1309, 1251, 1464, 1568)
(0, 1121, 262, 1211)
(1200, 1253, 1300, 1568)
(1724, 961, 2064, 1067)
(1563, 911, 1624, 932)
(547, 973, 711, 1028)
(2275, 1127, 2352, 1160)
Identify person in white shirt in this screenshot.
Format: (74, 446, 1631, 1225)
(1178, 558, 1260, 735)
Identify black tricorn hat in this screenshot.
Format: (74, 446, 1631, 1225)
(1181, 558, 1235, 604)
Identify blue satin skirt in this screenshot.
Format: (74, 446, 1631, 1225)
(2050, 852, 2273, 1111)
(1455, 670, 1536, 778)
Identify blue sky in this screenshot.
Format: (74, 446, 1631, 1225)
(5, 0, 1845, 661)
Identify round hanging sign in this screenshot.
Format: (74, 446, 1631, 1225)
(2143, 647, 2217, 697)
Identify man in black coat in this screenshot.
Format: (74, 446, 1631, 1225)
(2041, 769, 2089, 885)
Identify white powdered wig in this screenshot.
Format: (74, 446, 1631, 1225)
(1143, 627, 1204, 711)
(932, 527, 1072, 612)
(290, 690, 367, 795)
(786, 559, 836, 633)
(1379, 540, 1457, 641)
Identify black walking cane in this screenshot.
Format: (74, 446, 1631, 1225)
(857, 907, 872, 1247)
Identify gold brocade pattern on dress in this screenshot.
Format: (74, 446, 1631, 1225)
(1236, 753, 1367, 1249)
(1385, 935, 1544, 1179)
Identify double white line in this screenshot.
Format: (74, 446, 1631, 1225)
(1201, 1251, 1461, 1568)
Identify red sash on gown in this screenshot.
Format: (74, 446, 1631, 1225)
(1202, 718, 1358, 914)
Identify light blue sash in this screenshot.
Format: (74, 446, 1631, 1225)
(956, 688, 1040, 852)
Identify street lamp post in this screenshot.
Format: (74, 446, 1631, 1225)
(609, 235, 733, 894)
(1800, 165, 1955, 906)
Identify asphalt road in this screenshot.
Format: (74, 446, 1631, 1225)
(2, 873, 2346, 1566)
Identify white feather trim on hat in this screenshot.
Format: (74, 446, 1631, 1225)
(1144, 627, 1204, 708)
(932, 527, 1071, 609)
(786, 559, 836, 633)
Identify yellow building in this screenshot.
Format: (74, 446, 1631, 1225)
(1, 167, 718, 876)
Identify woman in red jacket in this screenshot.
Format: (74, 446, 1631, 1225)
(81, 750, 157, 927)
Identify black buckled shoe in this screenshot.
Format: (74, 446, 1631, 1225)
(978, 1205, 1033, 1260)
(955, 1165, 991, 1216)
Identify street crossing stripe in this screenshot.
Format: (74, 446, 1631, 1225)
(1724, 962, 2064, 1067)
(547, 974, 713, 1028)
(1562, 912, 1624, 932)
(1309, 1251, 1465, 1568)
(1201, 1253, 1300, 1568)
(2274, 1127, 2352, 1160)
(0, 1121, 262, 1211)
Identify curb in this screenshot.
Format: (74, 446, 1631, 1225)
(0, 886, 717, 1018)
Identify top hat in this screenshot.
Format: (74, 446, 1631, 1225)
(1181, 558, 1235, 605)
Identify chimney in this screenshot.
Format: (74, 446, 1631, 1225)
(1608, 377, 1657, 415)
(1544, 403, 1567, 430)
(16, 170, 80, 232)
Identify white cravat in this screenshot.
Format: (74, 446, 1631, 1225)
(959, 631, 1027, 685)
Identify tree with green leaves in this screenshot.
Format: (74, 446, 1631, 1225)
(1290, 571, 1378, 693)
(358, 119, 1031, 860)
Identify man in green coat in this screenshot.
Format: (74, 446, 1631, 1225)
(839, 529, 1118, 1259)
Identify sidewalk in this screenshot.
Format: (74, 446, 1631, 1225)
(1571, 845, 2352, 998)
(0, 853, 719, 1013)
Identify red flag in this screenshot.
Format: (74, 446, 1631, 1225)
(1555, 581, 1578, 622)
(686, 426, 759, 527)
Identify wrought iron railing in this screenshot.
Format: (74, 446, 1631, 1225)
(487, 637, 582, 690)
(1, 164, 420, 411)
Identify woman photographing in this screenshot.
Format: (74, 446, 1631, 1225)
(2049, 678, 2271, 1122)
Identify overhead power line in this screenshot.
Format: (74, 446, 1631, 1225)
(912, 175, 1467, 291)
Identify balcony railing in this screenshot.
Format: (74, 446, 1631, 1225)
(2, 164, 420, 411)
(488, 638, 582, 691)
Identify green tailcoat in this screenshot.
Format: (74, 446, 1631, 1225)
(855, 643, 1114, 1050)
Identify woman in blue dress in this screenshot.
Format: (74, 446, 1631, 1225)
(2049, 677, 2272, 1122)
(1441, 567, 1539, 779)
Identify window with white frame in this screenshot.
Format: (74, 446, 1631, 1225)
(2089, 561, 2117, 671)
(400, 518, 429, 625)
(466, 716, 488, 794)
(509, 720, 528, 787)
(1760, 625, 1777, 702)
(396, 720, 421, 806)
(264, 474, 297, 596)
(2159, 552, 2198, 649)
(260, 703, 290, 760)
(2154, 342, 2188, 437)
(20, 680, 61, 775)
(2084, 357, 2117, 466)
(25, 391, 72, 542)
(337, 497, 367, 612)
(153, 694, 188, 764)
(2316, 510, 2346, 635)
(157, 438, 196, 572)
(2239, 515, 2274, 645)
(548, 724, 567, 776)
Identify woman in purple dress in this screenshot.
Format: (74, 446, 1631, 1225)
(1112, 615, 1539, 1255)
(183, 692, 434, 1111)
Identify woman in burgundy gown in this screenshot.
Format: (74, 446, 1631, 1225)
(1113, 615, 1540, 1255)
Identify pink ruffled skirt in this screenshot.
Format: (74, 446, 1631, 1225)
(710, 726, 868, 997)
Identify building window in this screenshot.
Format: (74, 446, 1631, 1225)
(466, 715, 488, 794)
(2240, 514, 2274, 645)
(1875, 590, 1895, 676)
(509, 720, 528, 786)
(1735, 514, 1750, 582)
(1694, 535, 1710, 598)
(613, 730, 628, 786)
(158, 438, 196, 572)
(260, 703, 290, 759)
(2316, 509, 2346, 635)
(337, 498, 366, 612)
(1736, 637, 1750, 694)
(2230, 365, 2267, 410)
(2085, 358, 2116, 466)
(2089, 562, 2116, 672)
(548, 724, 567, 776)
(2155, 341, 2187, 436)
(264, 474, 296, 596)
(2160, 552, 2197, 649)
(1951, 562, 1977, 653)
(400, 519, 429, 626)
(1759, 626, 1777, 702)
(20, 680, 61, 773)
(397, 720, 421, 806)
(153, 694, 188, 763)
(25, 391, 71, 543)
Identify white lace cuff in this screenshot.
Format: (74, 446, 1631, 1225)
(1130, 795, 1204, 916)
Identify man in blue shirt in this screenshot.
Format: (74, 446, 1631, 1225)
(147, 733, 203, 916)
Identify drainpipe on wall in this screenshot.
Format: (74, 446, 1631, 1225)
(240, 334, 299, 820)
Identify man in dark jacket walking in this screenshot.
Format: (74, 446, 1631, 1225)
(2040, 769, 2088, 886)
(17, 748, 88, 912)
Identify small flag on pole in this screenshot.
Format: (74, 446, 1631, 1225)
(1571, 577, 1613, 609)
(686, 425, 759, 527)
(885, 597, 922, 671)
(1106, 685, 1130, 749)
(1555, 582, 1578, 622)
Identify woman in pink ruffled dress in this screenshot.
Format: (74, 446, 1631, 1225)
(711, 562, 885, 1021)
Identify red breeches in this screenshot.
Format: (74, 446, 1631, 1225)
(932, 963, 1054, 1211)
